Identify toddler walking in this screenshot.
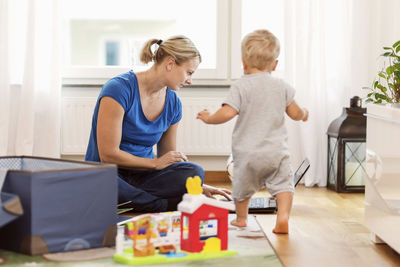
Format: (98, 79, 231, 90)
(197, 29, 308, 234)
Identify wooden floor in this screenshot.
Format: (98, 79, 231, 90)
(209, 181, 400, 267)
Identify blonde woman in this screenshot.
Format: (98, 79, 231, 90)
(86, 36, 231, 212)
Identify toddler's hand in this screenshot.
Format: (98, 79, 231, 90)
(197, 109, 211, 123)
(302, 108, 309, 122)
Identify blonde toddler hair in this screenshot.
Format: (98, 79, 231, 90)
(140, 35, 201, 65)
(241, 29, 280, 70)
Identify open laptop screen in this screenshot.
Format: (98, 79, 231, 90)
(294, 158, 310, 186)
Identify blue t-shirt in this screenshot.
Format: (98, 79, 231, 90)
(85, 70, 182, 162)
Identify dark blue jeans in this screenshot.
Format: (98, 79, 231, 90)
(117, 162, 204, 212)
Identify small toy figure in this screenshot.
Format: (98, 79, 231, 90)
(124, 215, 155, 257)
(157, 218, 169, 237)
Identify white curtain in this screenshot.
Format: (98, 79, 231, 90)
(284, 0, 400, 186)
(0, 0, 62, 157)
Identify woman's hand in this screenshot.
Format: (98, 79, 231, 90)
(202, 184, 232, 201)
(155, 151, 188, 170)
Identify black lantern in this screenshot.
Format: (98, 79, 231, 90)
(327, 96, 367, 193)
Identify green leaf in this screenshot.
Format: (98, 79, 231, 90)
(383, 47, 392, 50)
(386, 66, 394, 75)
(373, 81, 378, 88)
(389, 83, 394, 89)
(393, 40, 400, 48)
(382, 52, 392, 57)
(396, 45, 400, 54)
(365, 98, 373, 103)
(375, 93, 387, 100)
(376, 99, 383, 104)
(367, 92, 373, 97)
(378, 72, 386, 79)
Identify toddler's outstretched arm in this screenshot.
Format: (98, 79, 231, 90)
(197, 104, 238, 124)
(286, 100, 308, 121)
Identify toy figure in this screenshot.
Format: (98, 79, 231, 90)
(124, 215, 155, 257)
(157, 218, 169, 237)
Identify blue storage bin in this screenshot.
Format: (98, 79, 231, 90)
(0, 156, 118, 255)
(0, 192, 23, 229)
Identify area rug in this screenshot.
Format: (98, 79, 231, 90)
(0, 215, 281, 266)
(42, 247, 115, 262)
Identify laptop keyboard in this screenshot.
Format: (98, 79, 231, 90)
(249, 197, 276, 208)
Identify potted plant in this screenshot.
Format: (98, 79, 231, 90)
(364, 40, 400, 104)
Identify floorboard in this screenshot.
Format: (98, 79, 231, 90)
(208, 181, 400, 267)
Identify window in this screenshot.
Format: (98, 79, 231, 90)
(61, 0, 284, 83)
(104, 41, 120, 66)
(62, 0, 228, 81)
(231, 0, 285, 79)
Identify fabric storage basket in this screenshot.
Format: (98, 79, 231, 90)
(0, 192, 23, 229)
(0, 156, 118, 255)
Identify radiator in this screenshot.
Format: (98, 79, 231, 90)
(61, 97, 234, 155)
(177, 97, 234, 155)
(61, 97, 96, 155)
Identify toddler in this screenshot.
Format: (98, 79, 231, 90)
(197, 29, 308, 234)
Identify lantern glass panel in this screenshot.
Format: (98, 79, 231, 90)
(328, 137, 338, 185)
(344, 142, 366, 186)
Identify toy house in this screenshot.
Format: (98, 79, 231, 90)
(114, 176, 236, 265)
(177, 177, 235, 253)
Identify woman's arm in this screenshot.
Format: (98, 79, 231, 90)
(157, 122, 187, 161)
(97, 97, 157, 169)
(97, 97, 187, 170)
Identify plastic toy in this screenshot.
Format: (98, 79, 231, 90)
(178, 176, 231, 252)
(114, 176, 236, 265)
(124, 215, 155, 257)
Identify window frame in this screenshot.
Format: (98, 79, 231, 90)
(62, 0, 229, 84)
(230, 0, 242, 80)
(230, 0, 284, 80)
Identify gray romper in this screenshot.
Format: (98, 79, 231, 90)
(223, 72, 295, 201)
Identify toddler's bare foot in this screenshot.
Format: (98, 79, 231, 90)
(230, 219, 247, 227)
(272, 221, 288, 234)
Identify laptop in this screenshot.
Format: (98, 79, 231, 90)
(224, 158, 310, 213)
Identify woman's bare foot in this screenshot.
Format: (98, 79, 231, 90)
(230, 219, 247, 227)
(272, 220, 288, 234)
